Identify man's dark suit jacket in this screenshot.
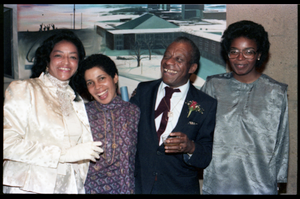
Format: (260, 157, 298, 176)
(130, 79, 217, 194)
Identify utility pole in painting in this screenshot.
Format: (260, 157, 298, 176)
(73, 4, 75, 29)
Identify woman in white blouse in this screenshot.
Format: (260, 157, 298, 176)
(3, 30, 103, 194)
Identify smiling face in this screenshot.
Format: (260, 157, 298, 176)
(48, 40, 79, 81)
(84, 66, 118, 105)
(229, 37, 262, 83)
(161, 42, 197, 88)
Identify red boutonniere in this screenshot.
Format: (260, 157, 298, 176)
(185, 100, 204, 118)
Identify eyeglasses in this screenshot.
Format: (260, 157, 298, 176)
(228, 49, 257, 59)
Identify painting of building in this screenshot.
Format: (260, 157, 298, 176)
(97, 13, 180, 51)
(4, 4, 227, 96)
(182, 4, 204, 20)
(97, 12, 224, 65)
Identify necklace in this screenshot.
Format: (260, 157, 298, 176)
(94, 101, 116, 165)
(162, 95, 184, 120)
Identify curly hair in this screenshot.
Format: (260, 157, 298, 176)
(31, 29, 85, 78)
(30, 29, 86, 101)
(74, 54, 119, 100)
(221, 20, 270, 68)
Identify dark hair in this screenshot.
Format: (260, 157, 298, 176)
(30, 29, 86, 101)
(173, 36, 201, 74)
(221, 20, 270, 68)
(74, 54, 118, 100)
(31, 29, 85, 78)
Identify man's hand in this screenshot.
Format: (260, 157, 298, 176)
(164, 132, 195, 154)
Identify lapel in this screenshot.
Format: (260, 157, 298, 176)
(72, 99, 93, 142)
(148, 80, 161, 145)
(141, 79, 162, 147)
(72, 99, 91, 131)
(172, 82, 198, 133)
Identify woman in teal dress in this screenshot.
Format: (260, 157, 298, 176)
(201, 20, 289, 195)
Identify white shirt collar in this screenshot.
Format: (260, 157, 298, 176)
(159, 80, 190, 98)
(155, 80, 190, 146)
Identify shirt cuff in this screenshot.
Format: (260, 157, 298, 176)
(183, 153, 193, 164)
